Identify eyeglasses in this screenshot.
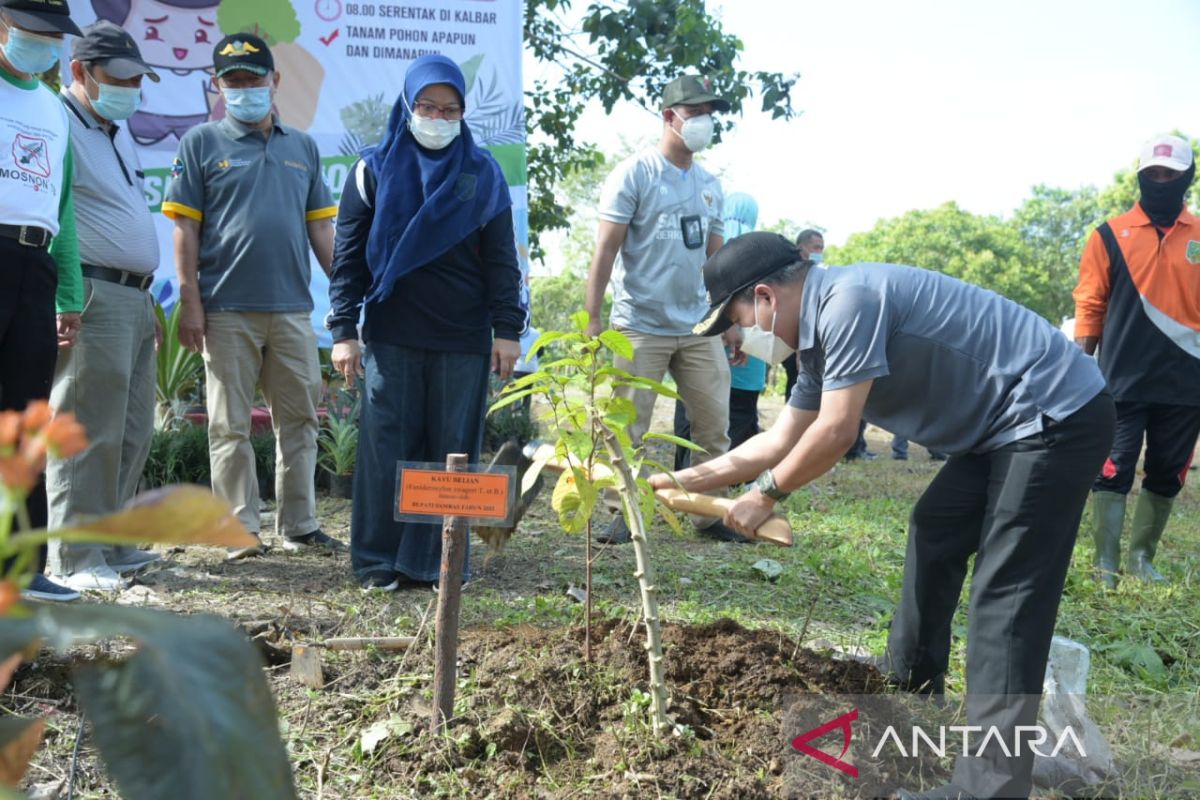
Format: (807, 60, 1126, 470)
(413, 101, 463, 121)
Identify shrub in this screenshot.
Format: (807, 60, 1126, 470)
(142, 424, 276, 495)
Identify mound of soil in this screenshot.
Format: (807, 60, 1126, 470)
(365, 617, 949, 798)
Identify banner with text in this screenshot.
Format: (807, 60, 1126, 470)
(71, 0, 526, 345)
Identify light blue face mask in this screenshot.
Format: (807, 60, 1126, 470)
(808, 251, 824, 264)
(87, 73, 141, 121)
(2, 23, 62, 76)
(223, 86, 272, 123)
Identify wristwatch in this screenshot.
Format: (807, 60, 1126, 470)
(754, 469, 790, 502)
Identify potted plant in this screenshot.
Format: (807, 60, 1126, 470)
(318, 383, 360, 498)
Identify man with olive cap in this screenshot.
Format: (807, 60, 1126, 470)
(45, 20, 163, 592)
(651, 232, 1114, 799)
(584, 75, 741, 545)
(0, 0, 84, 602)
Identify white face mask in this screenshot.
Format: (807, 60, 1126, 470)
(739, 297, 795, 366)
(403, 93, 461, 150)
(675, 112, 714, 152)
(409, 114, 461, 150)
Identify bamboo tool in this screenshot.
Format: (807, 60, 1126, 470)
(524, 442, 794, 547)
(288, 637, 419, 687)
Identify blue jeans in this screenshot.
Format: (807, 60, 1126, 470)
(350, 343, 489, 582)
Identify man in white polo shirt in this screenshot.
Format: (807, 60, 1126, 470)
(46, 20, 163, 592)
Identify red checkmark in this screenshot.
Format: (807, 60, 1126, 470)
(319, 29, 339, 46)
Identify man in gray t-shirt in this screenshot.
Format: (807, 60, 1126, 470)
(653, 233, 1115, 800)
(584, 75, 741, 544)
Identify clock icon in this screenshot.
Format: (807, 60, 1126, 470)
(315, 0, 342, 22)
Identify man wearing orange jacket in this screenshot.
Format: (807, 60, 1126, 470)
(1073, 133, 1199, 588)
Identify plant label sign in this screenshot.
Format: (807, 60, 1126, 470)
(394, 462, 517, 526)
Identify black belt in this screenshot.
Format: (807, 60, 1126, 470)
(82, 264, 154, 291)
(0, 224, 51, 249)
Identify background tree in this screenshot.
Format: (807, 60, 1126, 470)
(524, 0, 797, 259)
(1010, 185, 1102, 322)
(828, 202, 1049, 318)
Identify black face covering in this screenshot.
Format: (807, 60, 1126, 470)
(1138, 162, 1195, 228)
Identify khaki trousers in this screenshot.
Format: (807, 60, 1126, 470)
(47, 279, 157, 575)
(203, 311, 320, 538)
(615, 329, 731, 525)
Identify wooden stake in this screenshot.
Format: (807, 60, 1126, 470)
(431, 453, 469, 735)
(289, 645, 324, 688)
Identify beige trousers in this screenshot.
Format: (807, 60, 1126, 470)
(47, 279, 157, 575)
(614, 329, 731, 525)
(203, 311, 320, 538)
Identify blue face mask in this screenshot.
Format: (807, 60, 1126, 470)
(2, 24, 62, 76)
(223, 86, 272, 123)
(87, 73, 141, 121)
(808, 251, 824, 264)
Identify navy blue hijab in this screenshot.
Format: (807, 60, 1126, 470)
(362, 55, 511, 305)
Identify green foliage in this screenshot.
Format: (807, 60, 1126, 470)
(828, 202, 1051, 319)
(318, 385, 360, 477)
(155, 303, 204, 430)
(530, 271, 611, 340)
(1, 406, 293, 800)
(524, 0, 796, 259)
(1010, 185, 1103, 322)
(143, 424, 275, 491)
(492, 309, 684, 731)
(483, 375, 538, 452)
(217, 0, 301, 44)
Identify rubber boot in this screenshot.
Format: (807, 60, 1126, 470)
(1127, 490, 1173, 582)
(1090, 491, 1126, 589)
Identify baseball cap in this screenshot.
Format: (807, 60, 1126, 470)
(1138, 134, 1193, 173)
(661, 75, 730, 113)
(212, 33, 273, 78)
(693, 232, 806, 336)
(0, 0, 82, 36)
(72, 20, 159, 81)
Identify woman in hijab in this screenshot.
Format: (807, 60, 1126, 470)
(327, 55, 525, 591)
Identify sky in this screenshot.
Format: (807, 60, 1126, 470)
(533, 0, 1200, 258)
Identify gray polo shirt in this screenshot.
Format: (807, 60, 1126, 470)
(60, 91, 159, 274)
(162, 115, 336, 312)
(598, 148, 724, 336)
(787, 263, 1106, 454)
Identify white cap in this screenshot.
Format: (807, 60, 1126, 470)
(1138, 134, 1193, 173)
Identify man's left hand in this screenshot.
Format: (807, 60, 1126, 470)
(492, 337, 521, 381)
(724, 487, 776, 538)
(56, 313, 82, 350)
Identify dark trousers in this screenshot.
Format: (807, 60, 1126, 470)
(884, 392, 1115, 798)
(1093, 400, 1200, 497)
(0, 239, 58, 574)
(673, 388, 760, 471)
(844, 419, 870, 459)
(350, 342, 489, 583)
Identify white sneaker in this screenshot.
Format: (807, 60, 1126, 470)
(107, 547, 162, 574)
(60, 566, 129, 592)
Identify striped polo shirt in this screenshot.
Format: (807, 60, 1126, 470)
(60, 90, 159, 275)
